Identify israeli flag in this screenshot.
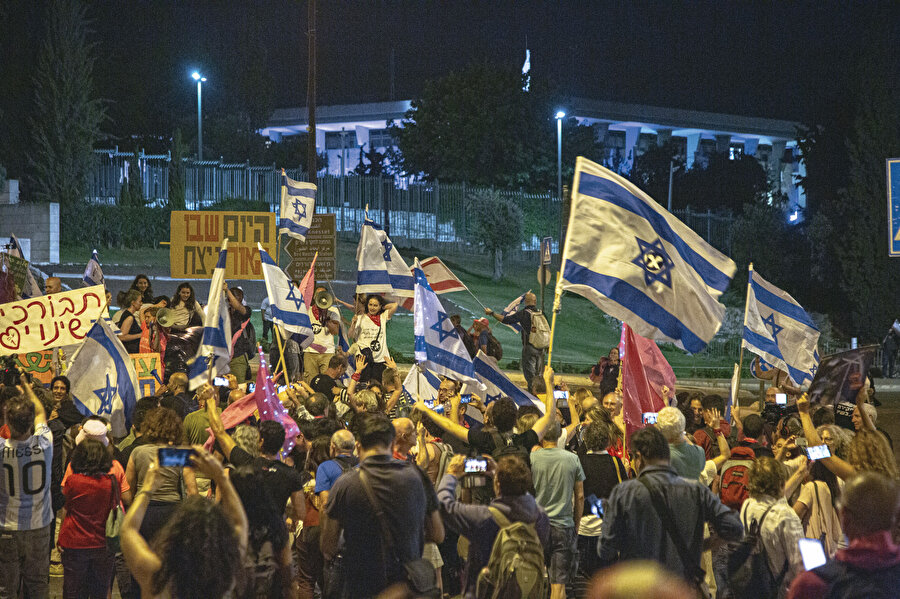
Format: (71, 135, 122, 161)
(402, 363, 443, 403)
(472, 351, 545, 414)
(188, 240, 232, 390)
(742, 266, 820, 386)
(82, 249, 104, 288)
(561, 157, 736, 353)
(8, 235, 41, 298)
(279, 170, 316, 241)
(356, 218, 414, 299)
(500, 291, 529, 334)
(67, 318, 139, 437)
(258, 243, 314, 348)
(413, 258, 478, 386)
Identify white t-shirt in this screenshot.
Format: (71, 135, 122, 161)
(307, 306, 340, 354)
(0, 423, 53, 530)
(353, 313, 389, 363)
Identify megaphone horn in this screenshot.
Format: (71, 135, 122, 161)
(314, 289, 334, 309)
(156, 308, 175, 328)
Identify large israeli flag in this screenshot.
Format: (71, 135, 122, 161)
(279, 170, 316, 241)
(402, 363, 443, 403)
(356, 218, 414, 299)
(258, 243, 314, 348)
(560, 157, 736, 353)
(82, 249, 104, 288)
(68, 318, 139, 437)
(742, 266, 819, 385)
(413, 259, 478, 386)
(188, 240, 232, 389)
(472, 350, 545, 414)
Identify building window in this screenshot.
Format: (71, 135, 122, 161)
(368, 128, 395, 148)
(729, 145, 743, 160)
(325, 131, 356, 150)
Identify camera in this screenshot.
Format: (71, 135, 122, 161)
(0, 357, 20, 388)
(460, 455, 490, 489)
(762, 402, 798, 425)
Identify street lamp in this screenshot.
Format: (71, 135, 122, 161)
(555, 111, 565, 203)
(191, 71, 207, 161)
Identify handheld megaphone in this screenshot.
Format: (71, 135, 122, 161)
(156, 308, 175, 328)
(314, 289, 334, 310)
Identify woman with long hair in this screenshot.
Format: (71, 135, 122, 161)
(122, 447, 247, 599)
(349, 294, 397, 384)
(792, 460, 843, 557)
(169, 283, 204, 330)
(117, 290, 144, 354)
(129, 274, 155, 305)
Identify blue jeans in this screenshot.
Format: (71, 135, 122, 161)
(61, 546, 114, 599)
(0, 524, 51, 599)
(521, 344, 545, 390)
(546, 525, 578, 586)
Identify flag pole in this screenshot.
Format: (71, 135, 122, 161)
(547, 158, 579, 368)
(464, 288, 489, 312)
(272, 325, 288, 379)
(734, 262, 754, 417)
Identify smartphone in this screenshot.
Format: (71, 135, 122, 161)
(643, 412, 658, 425)
(553, 390, 569, 400)
(460, 394, 472, 404)
(587, 493, 604, 517)
(798, 538, 827, 570)
(806, 444, 832, 460)
(276, 384, 289, 394)
(213, 376, 229, 386)
(464, 457, 488, 473)
(246, 383, 256, 393)
(775, 393, 787, 405)
(158, 447, 196, 468)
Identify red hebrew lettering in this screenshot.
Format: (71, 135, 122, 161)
(0, 328, 21, 351)
(185, 213, 203, 242)
(26, 301, 46, 319)
(58, 297, 76, 315)
(40, 322, 60, 347)
(10, 306, 28, 325)
(68, 319, 84, 340)
(76, 293, 101, 316)
(203, 214, 219, 241)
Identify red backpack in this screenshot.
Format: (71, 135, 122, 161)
(718, 446, 756, 510)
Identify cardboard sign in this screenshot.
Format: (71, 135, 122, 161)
(284, 214, 337, 281)
(0, 285, 108, 356)
(14, 350, 55, 386)
(170, 211, 277, 279)
(130, 352, 163, 397)
(807, 345, 876, 406)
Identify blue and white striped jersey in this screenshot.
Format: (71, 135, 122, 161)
(0, 423, 53, 530)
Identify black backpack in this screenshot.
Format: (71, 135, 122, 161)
(814, 559, 900, 599)
(728, 504, 788, 599)
(489, 431, 530, 468)
(486, 333, 503, 360)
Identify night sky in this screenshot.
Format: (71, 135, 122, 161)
(1, 0, 898, 167)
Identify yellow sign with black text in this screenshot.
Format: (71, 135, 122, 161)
(170, 211, 277, 279)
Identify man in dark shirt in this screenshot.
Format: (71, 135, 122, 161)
(485, 291, 543, 389)
(225, 283, 252, 382)
(321, 412, 444, 598)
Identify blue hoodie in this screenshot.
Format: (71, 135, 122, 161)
(437, 473, 550, 599)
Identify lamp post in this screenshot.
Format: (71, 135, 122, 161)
(555, 111, 565, 203)
(191, 71, 207, 161)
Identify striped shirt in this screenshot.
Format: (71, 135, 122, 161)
(0, 423, 53, 530)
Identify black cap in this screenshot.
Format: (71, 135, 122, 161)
(310, 373, 336, 396)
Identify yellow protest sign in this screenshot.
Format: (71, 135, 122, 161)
(170, 211, 277, 279)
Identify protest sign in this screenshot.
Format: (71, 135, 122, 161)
(169, 211, 277, 279)
(0, 285, 108, 356)
(131, 352, 163, 397)
(806, 345, 876, 406)
(14, 350, 55, 386)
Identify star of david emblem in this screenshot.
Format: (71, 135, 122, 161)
(485, 392, 502, 405)
(631, 237, 674, 288)
(285, 285, 305, 311)
(93, 374, 115, 415)
(381, 238, 393, 261)
(762, 313, 783, 344)
(291, 198, 307, 221)
(430, 311, 458, 344)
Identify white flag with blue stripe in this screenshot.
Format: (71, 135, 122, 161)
(188, 240, 232, 389)
(258, 243, 314, 348)
(67, 318, 139, 437)
(356, 218, 414, 299)
(413, 258, 479, 386)
(279, 170, 316, 241)
(742, 266, 819, 386)
(402, 363, 443, 404)
(560, 157, 736, 353)
(8, 235, 41, 298)
(82, 249, 104, 287)
(500, 291, 529, 334)
(472, 350, 545, 414)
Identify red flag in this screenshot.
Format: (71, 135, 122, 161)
(254, 346, 300, 455)
(400, 256, 466, 310)
(202, 392, 257, 451)
(299, 252, 318, 307)
(619, 323, 675, 440)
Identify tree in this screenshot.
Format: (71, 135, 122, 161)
(168, 128, 187, 209)
(27, 0, 105, 204)
(353, 144, 398, 177)
(464, 189, 524, 280)
(676, 152, 769, 213)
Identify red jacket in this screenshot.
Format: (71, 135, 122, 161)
(787, 531, 900, 599)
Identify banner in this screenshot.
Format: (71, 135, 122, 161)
(0, 285, 108, 356)
(807, 345, 877, 406)
(169, 211, 277, 279)
(14, 351, 55, 386)
(131, 352, 163, 397)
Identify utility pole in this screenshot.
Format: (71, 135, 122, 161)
(307, 0, 317, 182)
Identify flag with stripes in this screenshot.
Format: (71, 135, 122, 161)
(258, 243, 314, 349)
(8, 235, 41, 298)
(82, 249, 104, 288)
(188, 240, 232, 389)
(279, 170, 316, 241)
(356, 218, 414, 299)
(402, 363, 443, 404)
(400, 256, 467, 310)
(742, 266, 819, 386)
(561, 157, 736, 353)
(472, 350, 544, 413)
(500, 291, 529, 334)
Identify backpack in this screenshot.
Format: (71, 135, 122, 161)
(490, 431, 531, 468)
(527, 311, 550, 349)
(475, 507, 547, 599)
(486, 333, 503, 360)
(727, 504, 788, 599)
(430, 441, 454, 484)
(243, 540, 282, 599)
(243, 321, 257, 359)
(718, 446, 756, 510)
(459, 327, 477, 358)
(814, 558, 900, 599)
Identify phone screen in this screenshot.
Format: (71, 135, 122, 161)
(158, 447, 196, 468)
(460, 394, 472, 404)
(276, 384, 288, 394)
(464, 458, 487, 473)
(806, 444, 832, 460)
(213, 376, 228, 386)
(246, 383, 256, 393)
(643, 412, 658, 425)
(587, 493, 604, 517)
(553, 390, 569, 400)
(776, 393, 787, 405)
(798, 538, 827, 570)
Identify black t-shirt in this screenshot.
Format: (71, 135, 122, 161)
(579, 452, 626, 514)
(467, 428, 540, 455)
(229, 307, 252, 357)
(309, 373, 336, 396)
(324, 454, 438, 597)
(120, 309, 142, 354)
(229, 447, 303, 513)
(500, 306, 536, 347)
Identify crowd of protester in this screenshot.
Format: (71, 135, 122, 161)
(1, 279, 900, 599)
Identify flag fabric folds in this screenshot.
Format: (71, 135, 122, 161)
(8, 235, 41, 298)
(356, 218, 414, 299)
(400, 256, 467, 310)
(500, 291, 529, 334)
(258, 243, 314, 348)
(742, 267, 820, 386)
(561, 157, 736, 353)
(187, 241, 232, 390)
(279, 170, 316, 241)
(67, 318, 139, 437)
(619, 323, 673, 439)
(472, 350, 544, 413)
(253, 346, 300, 455)
(402, 363, 443, 404)
(413, 258, 478, 386)
(82, 249, 104, 288)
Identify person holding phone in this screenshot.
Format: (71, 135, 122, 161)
(792, 460, 843, 557)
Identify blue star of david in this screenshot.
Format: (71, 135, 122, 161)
(93, 374, 115, 415)
(381, 238, 393, 261)
(285, 285, 305, 311)
(430, 311, 458, 343)
(762, 313, 783, 344)
(631, 237, 674, 288)
(291, 198, 307, 221)
(485, 392, 502, 405)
